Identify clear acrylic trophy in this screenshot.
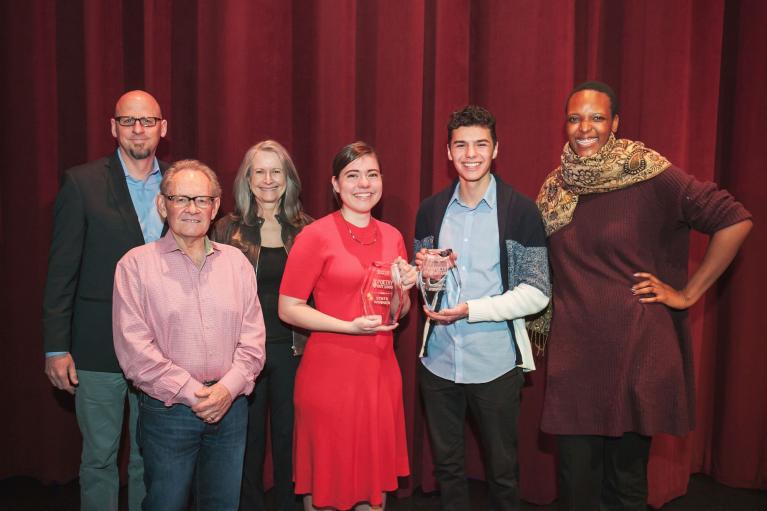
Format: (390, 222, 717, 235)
(418, 248, 461, 311)
(361, 261, 405, 325)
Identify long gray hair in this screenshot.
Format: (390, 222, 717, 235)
(233, 140, 304, 226)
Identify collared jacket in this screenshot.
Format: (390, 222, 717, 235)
(42, 153, 168, 372)
(212, 209, 313, 355)
(414, 174, 550, 371)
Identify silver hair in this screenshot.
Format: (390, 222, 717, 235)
(161, 159, 222, 197)
(232, 140, 304, 226)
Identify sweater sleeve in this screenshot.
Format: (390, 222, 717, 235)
(467, 195, 551, 322)
(413, 198, 435, 255)
(467, 283, 549, 322)
(674, 168, 752, 233)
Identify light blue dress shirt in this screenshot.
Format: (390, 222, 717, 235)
(421, 175, 517, 384)
(118, 149, 164, 243)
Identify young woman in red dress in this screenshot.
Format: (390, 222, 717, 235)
(279, 142, 416, 511)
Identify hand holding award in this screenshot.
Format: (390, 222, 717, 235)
(361, 260, 405, 325)
(417, 249, 462, 312)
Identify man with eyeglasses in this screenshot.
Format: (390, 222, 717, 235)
(42, 90, 168, 511)
(113, 160, 266, 511)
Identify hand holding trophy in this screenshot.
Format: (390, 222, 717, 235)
(417, 248, 462, 312)
(361, 261, 405, 325)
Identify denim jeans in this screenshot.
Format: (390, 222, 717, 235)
(137, 392, 247, 511)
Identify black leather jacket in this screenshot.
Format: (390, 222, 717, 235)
(211, 210, 313, 355)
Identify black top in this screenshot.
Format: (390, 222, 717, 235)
(258, 246, 292, 342)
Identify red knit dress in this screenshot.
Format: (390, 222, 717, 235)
(280, 211, 410, 509)
(541, 167, 751, 437)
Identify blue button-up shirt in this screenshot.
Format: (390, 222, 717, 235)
(421, 175, 516, 383)
(117, 149, 164, 243)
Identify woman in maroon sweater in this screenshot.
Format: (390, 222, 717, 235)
(537, 81, 752, 511)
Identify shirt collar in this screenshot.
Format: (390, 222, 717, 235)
(117, 149, 161, 182)
(448, 174, 497, 210)
(157, 231, 217, 256)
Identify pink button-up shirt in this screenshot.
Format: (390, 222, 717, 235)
(113, 233, 265, 406)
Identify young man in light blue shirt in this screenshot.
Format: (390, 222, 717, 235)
(414, 105, 550, 511)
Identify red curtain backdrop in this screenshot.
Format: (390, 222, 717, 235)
(2, 1, 765, 507)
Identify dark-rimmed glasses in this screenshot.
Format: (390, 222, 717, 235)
(114, 116, 163, 127)
(163, 195, 218, 208)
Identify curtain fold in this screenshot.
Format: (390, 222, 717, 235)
(2, 0, 764, 506)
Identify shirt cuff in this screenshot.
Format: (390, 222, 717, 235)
(171, 377, 204, 407)
(45, 351, 69, 358)
(218, 371, 248, 401)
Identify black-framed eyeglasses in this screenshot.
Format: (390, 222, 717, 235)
(163, 195, 218, 208)
(114, 116, 163, 127)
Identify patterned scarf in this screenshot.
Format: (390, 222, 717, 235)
(537, 133, 671, 236)
(527, 134, 671, 346)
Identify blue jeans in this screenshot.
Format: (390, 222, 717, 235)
(75, 370, 144, 511)
(137, 393, 247, 511)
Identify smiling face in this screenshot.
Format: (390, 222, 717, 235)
(110, 91, 167, 161)
(248, 150, 287, 211)
(447, 125, 498, 184)
(157, 168, 220, 246)
(566, 89, 619, 157)
(331, 154, 382, 217)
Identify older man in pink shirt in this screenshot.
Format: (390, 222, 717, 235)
(113, 159, 265, 511)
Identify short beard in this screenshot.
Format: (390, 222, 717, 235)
(127, 147, 152, 160)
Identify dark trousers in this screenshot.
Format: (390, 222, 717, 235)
(557, 433, 652, 511)
(240, 342, 300, 511)
(419, 363, 524, 511)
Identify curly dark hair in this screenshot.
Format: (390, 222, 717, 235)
(447, 105, 497, 146)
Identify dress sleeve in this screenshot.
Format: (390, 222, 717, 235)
(279, 225, 325, 301)
(672, 168, 752, 234)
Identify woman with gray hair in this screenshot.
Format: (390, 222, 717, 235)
(211, 140, 312, 511)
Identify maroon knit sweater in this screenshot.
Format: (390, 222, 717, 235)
(541, 166, 751, 437)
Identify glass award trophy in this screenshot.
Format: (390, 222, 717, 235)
(418, 248, 461, 311)
(361, 261, 405, 325)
